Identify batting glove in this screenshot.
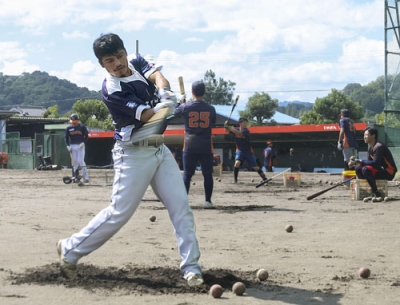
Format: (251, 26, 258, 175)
(178, 94, 186, 104)
(158, 88, 177, 104)
(224, 120, 230, 129)
(337, 141, 343, 151)
(78, 143, 85, 149)
(66, 146, 72, 152)
(153, 99, 176, 113)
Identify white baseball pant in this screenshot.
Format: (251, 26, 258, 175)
(70, 143, 89, 180)
(61, 141, 202, 277)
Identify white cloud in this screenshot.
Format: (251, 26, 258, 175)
(1, 60, 40, 75)
(62, 31, 89, 39)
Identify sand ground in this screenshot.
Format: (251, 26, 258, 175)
(0, 168, 399, 305)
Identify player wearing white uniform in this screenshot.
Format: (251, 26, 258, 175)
(64, 114, 89, 183)
(57, 33, 203, 287)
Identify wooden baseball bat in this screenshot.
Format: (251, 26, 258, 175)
(178, 76, 185, 95)
(306, 176, 356, 200)
(255, 168, 291, 188)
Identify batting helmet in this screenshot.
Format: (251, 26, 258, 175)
(70, 113, 79, 120)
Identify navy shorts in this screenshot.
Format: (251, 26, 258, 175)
(235, 151, 258, 168)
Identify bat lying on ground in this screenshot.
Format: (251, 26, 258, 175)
(255, 168, 291, 188)
(306, 176, 356, 200)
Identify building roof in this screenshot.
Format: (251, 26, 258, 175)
(9, 105, 46, 117)
(212, 105, 300, 125)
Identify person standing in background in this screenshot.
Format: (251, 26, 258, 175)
(263, 140, 275, 172)
(173, 80, 217, 209)
(338, 109, 358, 170)
(64, 113, 89, 183)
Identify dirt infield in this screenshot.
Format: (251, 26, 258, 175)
(1, 168, 400, 304)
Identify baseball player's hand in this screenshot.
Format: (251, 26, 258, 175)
(337, 141, 343, 151)
(153, 99, 176, 113)
(78, 143, 85, 149)
(66, 146, 72, 152)
(178, 94, 186, 104)
(348, 156, 361, 168)
(158, 88, 177, 104)
(224, 120, 230, 130)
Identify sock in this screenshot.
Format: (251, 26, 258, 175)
(234, 167, 239, 181)
(257, 169, 267, 180)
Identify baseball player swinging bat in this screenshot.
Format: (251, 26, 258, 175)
(306, 176, 356, 200)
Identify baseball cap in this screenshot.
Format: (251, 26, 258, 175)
(192, 80, 206, 96)
(70, 113, 79, 120)
(340, 109, 349, 117)
(238, 117, 248, 123)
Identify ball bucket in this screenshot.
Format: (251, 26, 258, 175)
(342, 170, 356, 188)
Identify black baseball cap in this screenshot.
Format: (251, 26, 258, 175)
(192, 80, 206, 96)
(238, 117, 248, 123)
(340, 109, 349, 117)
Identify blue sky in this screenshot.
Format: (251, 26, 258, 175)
(0, 0, 387, 106)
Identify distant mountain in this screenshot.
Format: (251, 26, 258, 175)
(278, 101, 314, 107)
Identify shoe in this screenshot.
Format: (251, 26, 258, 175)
(57, 240, 77, 280)
(232, 180, 238, 184)
(204, 201, 215, 209)
(84, 179, 89, 183)
(364, 191, 382, 201)
(185, 272, 204, 287)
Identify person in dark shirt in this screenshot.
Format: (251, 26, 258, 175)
(338, 109, 358, 170)
(263, 140, 275, 172)
(173, 80, 217, 209)
(349, 127, 397, 199)
(64, 113, 89, 182)
(224, 117, 267, 183)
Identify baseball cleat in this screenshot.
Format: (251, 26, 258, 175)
(57, 240, 77, 280)
(185, 272, 204, 287)
(204, 201, 215, 209)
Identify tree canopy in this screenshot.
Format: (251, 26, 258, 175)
(300, 89, 363, 124)
(238, 92, 278, 126)
(202, 70, 236, 105)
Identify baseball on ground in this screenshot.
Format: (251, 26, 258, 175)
(232, 282, 246, 296)
(149, 215, 156, 222)
(358, 267, 371, 279)
(256, 269, 269, 281)
(285, 224, 293, 233)
(209, 284, 223, 298)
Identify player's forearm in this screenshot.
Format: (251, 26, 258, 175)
(140, 108, 157, 123)
(148, 71, 170, 89)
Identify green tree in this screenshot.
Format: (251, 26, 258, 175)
(299, 110, 325, 125)
(349, 76, 384, 119)
(375, 111, 400, 128)
(71, 99, 113, 130)
(203, 70, 236, 105)
(43, 105, 60, 118)
(238, 92, 278, 126)
(301, 89, 363, 124)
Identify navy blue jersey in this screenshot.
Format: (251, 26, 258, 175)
(173, 100, 216, 153)
(233, 127, 253, 153)
(339, 117, 358, 148)
(101, 54, 162, 139)
(65, 123, 89, 145)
